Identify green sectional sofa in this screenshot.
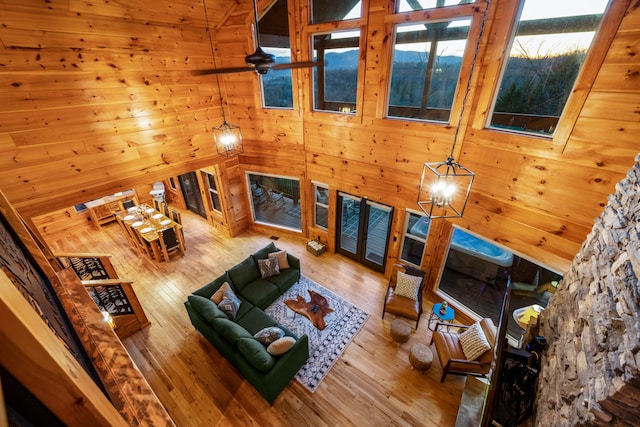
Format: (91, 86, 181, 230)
(184, 242, 309, 404)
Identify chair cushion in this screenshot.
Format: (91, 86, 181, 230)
(459, 321, 491, 361)
(384, 289, 420, 321)
(394, 271, 422, 300)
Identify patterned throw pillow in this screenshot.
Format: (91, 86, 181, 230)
(267, 336, 296, 356)
(210, 281, 232, 304)
(394, 271, 422, 301)
(254, 327, 285, 346)
(217, 286, 241, 320)
(459, 321, 491, 361)
(258, 257, 280, 279)
(268, 250, 290, 269)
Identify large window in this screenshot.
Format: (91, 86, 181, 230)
(388, 19, 470, 122)
(489, 0, 608, 136)
(314, 183, 329, 229)
(259, 0, 293, 109)
(248, 173, 301, 231)
(438, 228, 562, 340)
(400, 211, 429, 266)
(313, 31, 360, 113)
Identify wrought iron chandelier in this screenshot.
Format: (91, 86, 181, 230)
(417, 0, 491, 219)
(203, 0, 244, 157)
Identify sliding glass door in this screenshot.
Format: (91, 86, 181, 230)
(336, 192, 393, 272)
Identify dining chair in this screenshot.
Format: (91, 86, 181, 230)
(122, 199, 136, 210)
(158, 226, 185, 262)
(382, 263, 426, 329)
(171, 209, 182, 225)
(131, 225, 155, 260)
(163, 203, 171, 218)
(153, 199, 163, 212)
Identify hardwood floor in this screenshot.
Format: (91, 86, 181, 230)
(45, 210, 470, 426)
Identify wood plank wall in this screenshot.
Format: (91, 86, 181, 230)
(0, 0, 639, 275)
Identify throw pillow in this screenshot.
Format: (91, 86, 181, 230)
(254, 327, 285, 346)
(237, 338, 276, 372)
(210, 281, 232, 304)
(394, 271, 422, 300)
(217, 286, 242, 320)
(267, 336, 296, 356)
(258, 257, 280, 279)
(268, 250, 290, 269)
(459, 321, 491, 361)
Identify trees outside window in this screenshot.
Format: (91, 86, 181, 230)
(489, 0, 608, 136)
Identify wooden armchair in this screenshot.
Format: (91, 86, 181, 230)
(382, 263, 426, 329)
(430, 318, 497, 382)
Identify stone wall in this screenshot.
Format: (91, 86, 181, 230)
(534, 153, 640, 426)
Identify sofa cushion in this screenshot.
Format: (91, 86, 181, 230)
(395, 271, 422, 301)
(236, 306, 278, 335)
(218, 286, 242, 320)
(266, 268, 299, 293)
(187, 294, 228, 323)
(254, 327, 285, 346)
(241, 279, 281, 309)
(251, 242, 278, 261)
(227, 256, 261, 293)
(258, 257, 280, 279)
(237, 338, 276, 372)
(267, 336, 296, 356)
(211, 318, 253, 343)
(268, 250, 290, 269)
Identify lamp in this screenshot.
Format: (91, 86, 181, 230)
(203, 0, 244, 157)
(417, 0, 491, 219)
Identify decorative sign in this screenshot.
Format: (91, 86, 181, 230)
(66, 256, 110, 280)
(86, 285, 134, 316)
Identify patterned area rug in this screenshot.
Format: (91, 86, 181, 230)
(265, 276, 369, 392)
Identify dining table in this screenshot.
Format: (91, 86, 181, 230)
(118, 204, 182, 262)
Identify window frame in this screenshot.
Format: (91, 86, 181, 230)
(246, 171, 302, 232)
(399, 209, 429, 267)
(204, 171, 222, 214)
(313, 182, 329, 230)
(471, 0, 625, 149)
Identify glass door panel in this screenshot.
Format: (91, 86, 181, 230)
(336, 192, 393, 272)
(362, 201, 393, 270)
(337, 193, 361, 256)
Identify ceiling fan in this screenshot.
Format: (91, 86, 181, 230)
(194, 0, 321, 76)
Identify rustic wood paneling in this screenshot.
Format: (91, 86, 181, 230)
(1, 0, 639, 276)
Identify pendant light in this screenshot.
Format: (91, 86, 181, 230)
(417, 0, 491, 219)
(203, 0, 244, 157)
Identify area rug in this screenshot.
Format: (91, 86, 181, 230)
(264, 276, 369, 392)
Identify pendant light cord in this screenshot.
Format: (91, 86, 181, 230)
(449, 0, 491, 160)
(203, 0, 227, 123)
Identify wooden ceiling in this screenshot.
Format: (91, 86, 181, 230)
(1, 0, 639, 273)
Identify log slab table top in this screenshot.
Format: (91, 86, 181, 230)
(284, 290, 333, 330)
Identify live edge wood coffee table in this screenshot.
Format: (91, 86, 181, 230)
(284, 290, 333, 330)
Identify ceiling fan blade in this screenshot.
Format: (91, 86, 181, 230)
(192, 67, 257, 76)
(270, 61, 323, 71)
